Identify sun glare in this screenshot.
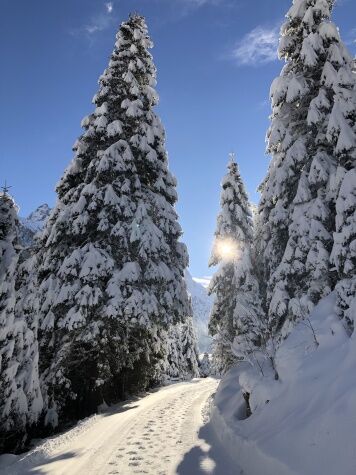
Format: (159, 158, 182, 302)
(215, 238, 239, 261)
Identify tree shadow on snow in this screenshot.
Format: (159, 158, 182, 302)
(3, 404, 140, 475)
(15, 451, 79, 475)
(101, 402, 139, 417)
(176, 421, 241, 475)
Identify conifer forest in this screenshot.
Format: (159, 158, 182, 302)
(1, 1, 356, 474)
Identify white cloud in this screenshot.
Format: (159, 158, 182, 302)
(232, 26, 279, 66)
(105, 2, 113, 14)
(175, 0, 222, 8)
(73, 2, 115, 36)
(184, 0, 216, 4)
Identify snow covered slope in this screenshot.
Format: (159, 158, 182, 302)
(19, 204, 51, 247)
(185, 270, 213, 352)
(212, 293, 356, 475)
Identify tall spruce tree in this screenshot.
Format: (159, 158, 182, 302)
(0, 191, 42, 452)
(331, 171, 356, 332)
(35, 14, 194, 427)
(332, 168, 356, 332)
(256, 0, 356, 338)
(158, 319, 199, 382)
(209, 156, 262, 374)
(328, 54, 356, 332)
(179, 318, 200, 377)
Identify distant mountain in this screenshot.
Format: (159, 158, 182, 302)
(19, 204, 51, 247)
(185, 270, 213, 353)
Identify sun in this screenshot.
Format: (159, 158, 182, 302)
(215, 238, 239, 261)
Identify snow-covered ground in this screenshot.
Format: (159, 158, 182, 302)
(1, 378, 239, 475)
(211, 293, 356, 475)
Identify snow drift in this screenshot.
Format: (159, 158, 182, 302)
(212, 293, 356, 475)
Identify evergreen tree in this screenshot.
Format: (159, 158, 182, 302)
(0, 191, 42, 452)
(35, 14, 193, 427)
(256, 0, 355, 338)
(180, 318, 200, 378)
(209, 156, 263, 373)
(199, 353, 211, 378)
(161, 326, 181, 380)
(328, 51, 356, 332)
(331, 170, 356, 332)
(162, 319, 199, 381)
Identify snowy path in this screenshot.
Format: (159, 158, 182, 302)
(3, 378, 240, 475)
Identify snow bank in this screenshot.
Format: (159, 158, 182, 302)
(0, 455, 19, 470)
(211, 293, 356, 475)
(0, 415, 100, 474)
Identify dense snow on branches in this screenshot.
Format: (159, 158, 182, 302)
(0, 14, 197, 450)
(0, 193, 42, 452)
(33, 14, 197, 426)
(1, 0, 355, 463)
(255, 0, 356, 339)
(209, 157, 264, 373)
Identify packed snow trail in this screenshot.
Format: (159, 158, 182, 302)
(3, 378, 240, 475)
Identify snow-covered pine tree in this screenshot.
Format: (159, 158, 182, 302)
(199, 353, 211, 378)
(209, 156, 263, 374)
(0, 190, 42, 452)
(328, 62, 356, 331)
(161, 325, 181, 380)
(180, 318, 200, 378)
(331, 171, 356, 332)
(35, 14, 194, 427)
(160, 319, 199, 381)
(256, 0, 356, 337)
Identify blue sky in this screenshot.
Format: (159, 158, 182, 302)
(1, 0, 355, 277)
